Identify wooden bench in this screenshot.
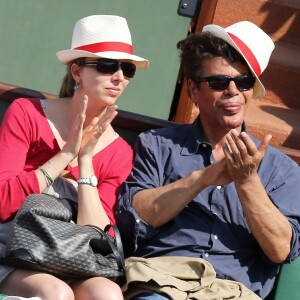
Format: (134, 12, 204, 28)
(1, 82, 300, 299)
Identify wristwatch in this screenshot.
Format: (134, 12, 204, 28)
(77, 175, 98, 187)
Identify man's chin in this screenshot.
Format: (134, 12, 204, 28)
(223, 119, 243, 131)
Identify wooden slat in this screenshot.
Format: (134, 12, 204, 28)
(174, 0, 218, 124)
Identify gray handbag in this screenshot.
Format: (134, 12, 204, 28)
(1, 193, 125, 284)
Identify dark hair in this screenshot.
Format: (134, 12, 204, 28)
(177, 32, 246, 82)
(59, 58, 85, 98)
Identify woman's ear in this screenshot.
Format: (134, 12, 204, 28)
(70, 62, 82, 83)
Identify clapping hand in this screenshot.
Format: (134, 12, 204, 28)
(222, 129, 272, 183)
(79, 100, 118, 159)
(62, 95, 118, 161)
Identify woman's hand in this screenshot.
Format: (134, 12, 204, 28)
(61, 96, 88, 158)
(78, 101, 118, 161)
(61, 95, 118, 162)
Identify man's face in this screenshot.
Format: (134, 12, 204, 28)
(188, 56, 254, 133)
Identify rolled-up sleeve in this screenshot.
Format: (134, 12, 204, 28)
(265, 155, 300, 262)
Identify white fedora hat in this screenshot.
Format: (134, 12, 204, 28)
(56, 15, 149, 69)
(202, 21, 274, 98)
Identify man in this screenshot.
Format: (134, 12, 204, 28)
(116, 21, 300, 299)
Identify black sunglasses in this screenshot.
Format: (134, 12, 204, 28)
(194, 75, 256, 91)
(83, 58, 136, 78)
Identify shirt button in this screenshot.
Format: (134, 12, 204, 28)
(213, 235, 218, 240)
(217, 185, 221, 189)
(204, 252, 209, 257)
(136, 219, 140, 223)
(202, 144, 207, 148)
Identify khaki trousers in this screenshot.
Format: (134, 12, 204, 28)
(122, 256, 262, 300)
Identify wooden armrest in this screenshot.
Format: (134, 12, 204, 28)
(0, 82, 57, 101)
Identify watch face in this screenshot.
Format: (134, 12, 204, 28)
(91, 175, 98, 187)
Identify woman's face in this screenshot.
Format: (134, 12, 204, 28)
(73, 58, 131, 107)
(188, 56, 254, 132)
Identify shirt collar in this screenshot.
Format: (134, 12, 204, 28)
(181, 118, 207, 156)
(180, 118, 247, 156)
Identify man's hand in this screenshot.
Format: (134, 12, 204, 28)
(222, 129, 272, 183)
(202, 157, 232, 187)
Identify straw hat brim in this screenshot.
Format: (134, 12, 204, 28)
(202, 24, 265, 99)
(56, 49, 149, 69)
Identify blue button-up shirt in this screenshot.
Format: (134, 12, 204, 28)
(116, 118, 300, 299)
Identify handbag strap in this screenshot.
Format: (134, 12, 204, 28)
(87, 224, 125, 271)
(104, 224, 125, 264)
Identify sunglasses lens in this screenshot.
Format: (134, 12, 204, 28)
(206, 76, 255, 91)
(208, 77, 230, 91)
(121, 62, 136, 78)
(96, 60, 119, 74)
(92, 59, 136, 78)
(235, 76, 256, 91)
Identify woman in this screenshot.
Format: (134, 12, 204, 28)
(0, 15, 149, 300)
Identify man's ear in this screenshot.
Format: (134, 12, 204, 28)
(187, 78, 197, 102)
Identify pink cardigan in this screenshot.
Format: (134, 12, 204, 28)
(0, 98, 133, 223)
